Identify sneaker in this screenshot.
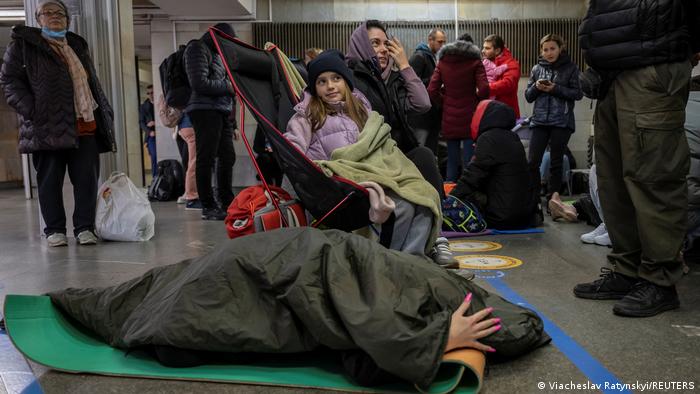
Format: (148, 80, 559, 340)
(185, 199, 203, 210)
(429, 237, 460, 269)
(177, 196, 187, 204)
(612, 281, 680, 317)
(581, 223, 607, 244)
(47, 233, 68, 247)
(594, 232, 612, 247)
(76, 230, 98, 245)
(201, 207, 227, 221)
(573, 267, 638, 300)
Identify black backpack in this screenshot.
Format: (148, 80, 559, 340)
(148, 160, 185, 201)
(159, 40, 196, 110)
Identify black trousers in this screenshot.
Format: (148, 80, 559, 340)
(405, 146, 445, 200)
(32, 136, 99, 236)
(189, 110, 235, 209)
(528, 126, 572, 199)
(176, 133, 188, 174)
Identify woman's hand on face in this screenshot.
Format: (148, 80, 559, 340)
(445, 293, 500, 353)
(386, 37, 410, 70)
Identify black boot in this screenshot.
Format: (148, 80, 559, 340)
(573, 268, 638, 300)
(612, 280, 680, 317)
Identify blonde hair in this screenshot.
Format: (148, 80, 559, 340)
(539, 34, 566, 51)
(305, 48, 323, 61)
(306, 87, 368, 133)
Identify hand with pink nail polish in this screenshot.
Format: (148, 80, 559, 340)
(445, 293, 500, 353)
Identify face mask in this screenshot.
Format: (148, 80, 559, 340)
(41, 27, 67, 38)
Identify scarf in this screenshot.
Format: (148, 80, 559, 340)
(346, 22, 396, 82)
(43, 34, 98, 122)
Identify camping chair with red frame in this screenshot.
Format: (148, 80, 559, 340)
(208, 27, 373, 233)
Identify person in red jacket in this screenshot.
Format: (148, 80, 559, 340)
(428, 33, 489, 182)
(482, 34, 520, 118)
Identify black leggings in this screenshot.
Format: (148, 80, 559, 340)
(528, 126, 572, 199)
(405, 146, 445, 200)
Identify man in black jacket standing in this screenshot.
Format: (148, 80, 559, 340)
(184, 23, 238, 220)
(139, 85, 156, 177)
(408, 28, 446, 153)
(574, 0, 700, 317)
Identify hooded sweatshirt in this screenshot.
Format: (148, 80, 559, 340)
(450, 100, 532, 229)
(346, 22, 431, 152)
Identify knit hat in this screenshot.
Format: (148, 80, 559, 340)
(212, 23, 236, 38)
(36, 0, 70, 28)
(307, 49, 354, 96)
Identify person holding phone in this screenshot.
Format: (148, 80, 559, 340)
(524, 33, 582, 215)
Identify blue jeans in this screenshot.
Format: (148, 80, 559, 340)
(146, 136, 157, 177)
(446, 139, 474, 182)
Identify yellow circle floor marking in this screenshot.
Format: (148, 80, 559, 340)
(449, 240, 502, 252)
(455, 255, 523, 270)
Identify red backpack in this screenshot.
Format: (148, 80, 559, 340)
(225, 185, 307, 239)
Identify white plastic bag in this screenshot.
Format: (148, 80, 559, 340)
(95, 172, 155, 241)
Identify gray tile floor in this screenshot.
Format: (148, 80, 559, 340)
(1, 187, 698, 394)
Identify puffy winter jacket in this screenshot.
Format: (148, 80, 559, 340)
(428, 41, 489, 140)
(348, 59, 430, 153)
(0, 26, 116, 154)
(524, 53, 583, 131)
(579, 0, 700, 71)
(451, 100, 532, 229)
(183, 35, 234, 115)
(285, 89, 372, 161)
(488, 47, 521, 118)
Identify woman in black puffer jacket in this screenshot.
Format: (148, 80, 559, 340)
(524, 34, 582, 210)
(0, 0, 115, 247)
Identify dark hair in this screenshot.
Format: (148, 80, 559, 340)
(458, 33, 474, 43)
(484, 34, 505, 50)
(539, 33, 566, 51)
(146, 84, 153, 90)
(365, 20, 387, 33)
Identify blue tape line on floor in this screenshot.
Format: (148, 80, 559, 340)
(486, 277, 632, 394)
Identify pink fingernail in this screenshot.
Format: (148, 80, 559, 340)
(465, 293, 472, 303)
(494, 325, 502, 331)
(494, 318, 501, 323)
(488, 307, 494, 312)
(488, 348, 497, 353)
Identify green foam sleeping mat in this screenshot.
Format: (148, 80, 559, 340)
(3, 295, 484, 393)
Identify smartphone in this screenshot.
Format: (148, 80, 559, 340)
(537, 79, 552, 86)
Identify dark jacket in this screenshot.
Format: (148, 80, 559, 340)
(0, 26, 116, 154)
(408, 44, 440, 137)
(348, 59, 420, 153)
(48, 227, 549, 388)
(524, 53, 583, 131)
(451, 100, 532, 229)
(429, 41, 489, 140)
(139, 99, 154, 142)
(183, 34, 234, 115)
(579, 0, 700, 71)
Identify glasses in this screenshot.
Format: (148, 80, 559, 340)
(39, 10, 67, 18)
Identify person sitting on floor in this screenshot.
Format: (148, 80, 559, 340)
(449, 100, 533, 230)
(285, 50, 442, 258)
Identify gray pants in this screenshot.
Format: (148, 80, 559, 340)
(383, 191, 433, 255)
(595, 61, 691, 286)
